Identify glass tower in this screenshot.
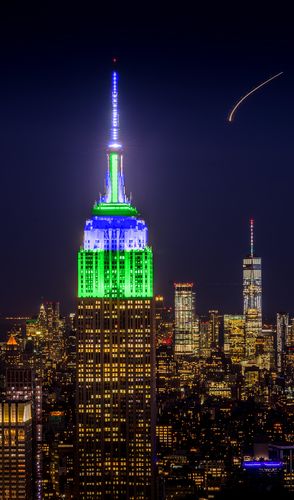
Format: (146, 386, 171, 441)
(243, 219, 262, 359)
(76, 68, 155, 499)
(224, 315, 245, 364)
(276, 312, 289, 373)
(174, 283, 196, 355)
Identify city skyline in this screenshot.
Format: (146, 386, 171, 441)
(1, 7, 294, 495)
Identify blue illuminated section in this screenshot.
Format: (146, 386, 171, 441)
(109, 71, 122, 149)
(243, 461, 283, 469)
(84, 216, 148, 250)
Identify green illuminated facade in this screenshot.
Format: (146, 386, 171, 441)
(78, 247, 153, 298)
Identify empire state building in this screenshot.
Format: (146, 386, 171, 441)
(76, 67, 155, 499)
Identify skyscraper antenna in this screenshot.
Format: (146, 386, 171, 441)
(250, 218, 254, 258)
(109, 58, 121, 149)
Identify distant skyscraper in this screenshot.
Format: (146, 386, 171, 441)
(5, 334, 22, 366)
(243, 219, 262, 358)
(199, 317, 210, 358)
(38, 302, 63, 364)
(208, 310, 221, 352)
(76, 67, 155, 498)
(5, 367, 42, 500)
(0, 401, 33, 500)
(223, 315, 245, 364)
(256, 326, 275, 370)
(154, 295, 173, 346)
(174, 283, 196, 355)
(276, 312, 289, 373)
(285, 318, 294, 373)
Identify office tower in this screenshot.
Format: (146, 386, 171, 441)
(245, 308, 261, 358)
(0, 401, 32, 499)
(244, 366, 260, 398)
(156, 344, 176, 394)
(199, 317, 209, 358)
(208, 310, 221, 352)
(243, 219, 262, 358)
(256, 326, 275, 370)
(285, 318, 294, 373)
(5, 334, 22, 366)
(155, 295, 165, 346)
(276, 312, 289, 373)
(223, 315, 245, 364)
(154, 295, 173, 346)
(76, 68, 155, 498)
(174, 283, 196, 355)
(38, 301, 63, 364)
(5, 367, 42, 499)
(38, 301, 60, 333)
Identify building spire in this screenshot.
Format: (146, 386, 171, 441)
(97, 62, 136, 213)
(250, 218, 254, 258)
(109, 58, 121, 149)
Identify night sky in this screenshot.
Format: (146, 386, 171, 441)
(0, 3, 294, 318)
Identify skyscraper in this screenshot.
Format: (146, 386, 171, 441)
(5, 367, 42, 500)
(76, 67, 155, 498)
(243, 219, 262, 359)
(276, 312, 289, 373)
(208, 309, 221, 352)
(174, 283, 196, 355)
(223, 314, 245, 364)
(38, 302, 64, 365)
(0, 401, 33, 500)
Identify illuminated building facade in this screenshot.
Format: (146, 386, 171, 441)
(243, 219, 262, 358)
(156, 344, 176, 393)
(76, 68, 155, 498)
(254, 331, 274, 370)
(0, 401, 32, 500)
(5, 334, 22, 366)
(5, 367, 42, 500)
(199, 318, 209, 358)
(38, 302, 64, 365)
(244, 366, 260, 398)
(154, 295, 173, 346)
(208, 310, 221, 352)
(224, 315, 245, 364)
(174, 283, 196, 355)
(276, 313, 289, 373)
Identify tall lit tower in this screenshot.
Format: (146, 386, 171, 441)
(76, 65, 155, 499)
(243, 219, 262, 358)
(174, 283, 196, 355)
(276, 312, 289, 373)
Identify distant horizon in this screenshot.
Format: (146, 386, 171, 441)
(0, 306, 292, 325)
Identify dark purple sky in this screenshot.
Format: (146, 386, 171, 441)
(0, 3, 293, 318)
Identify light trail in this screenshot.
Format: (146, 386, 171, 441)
(228, 71, 283, 122)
